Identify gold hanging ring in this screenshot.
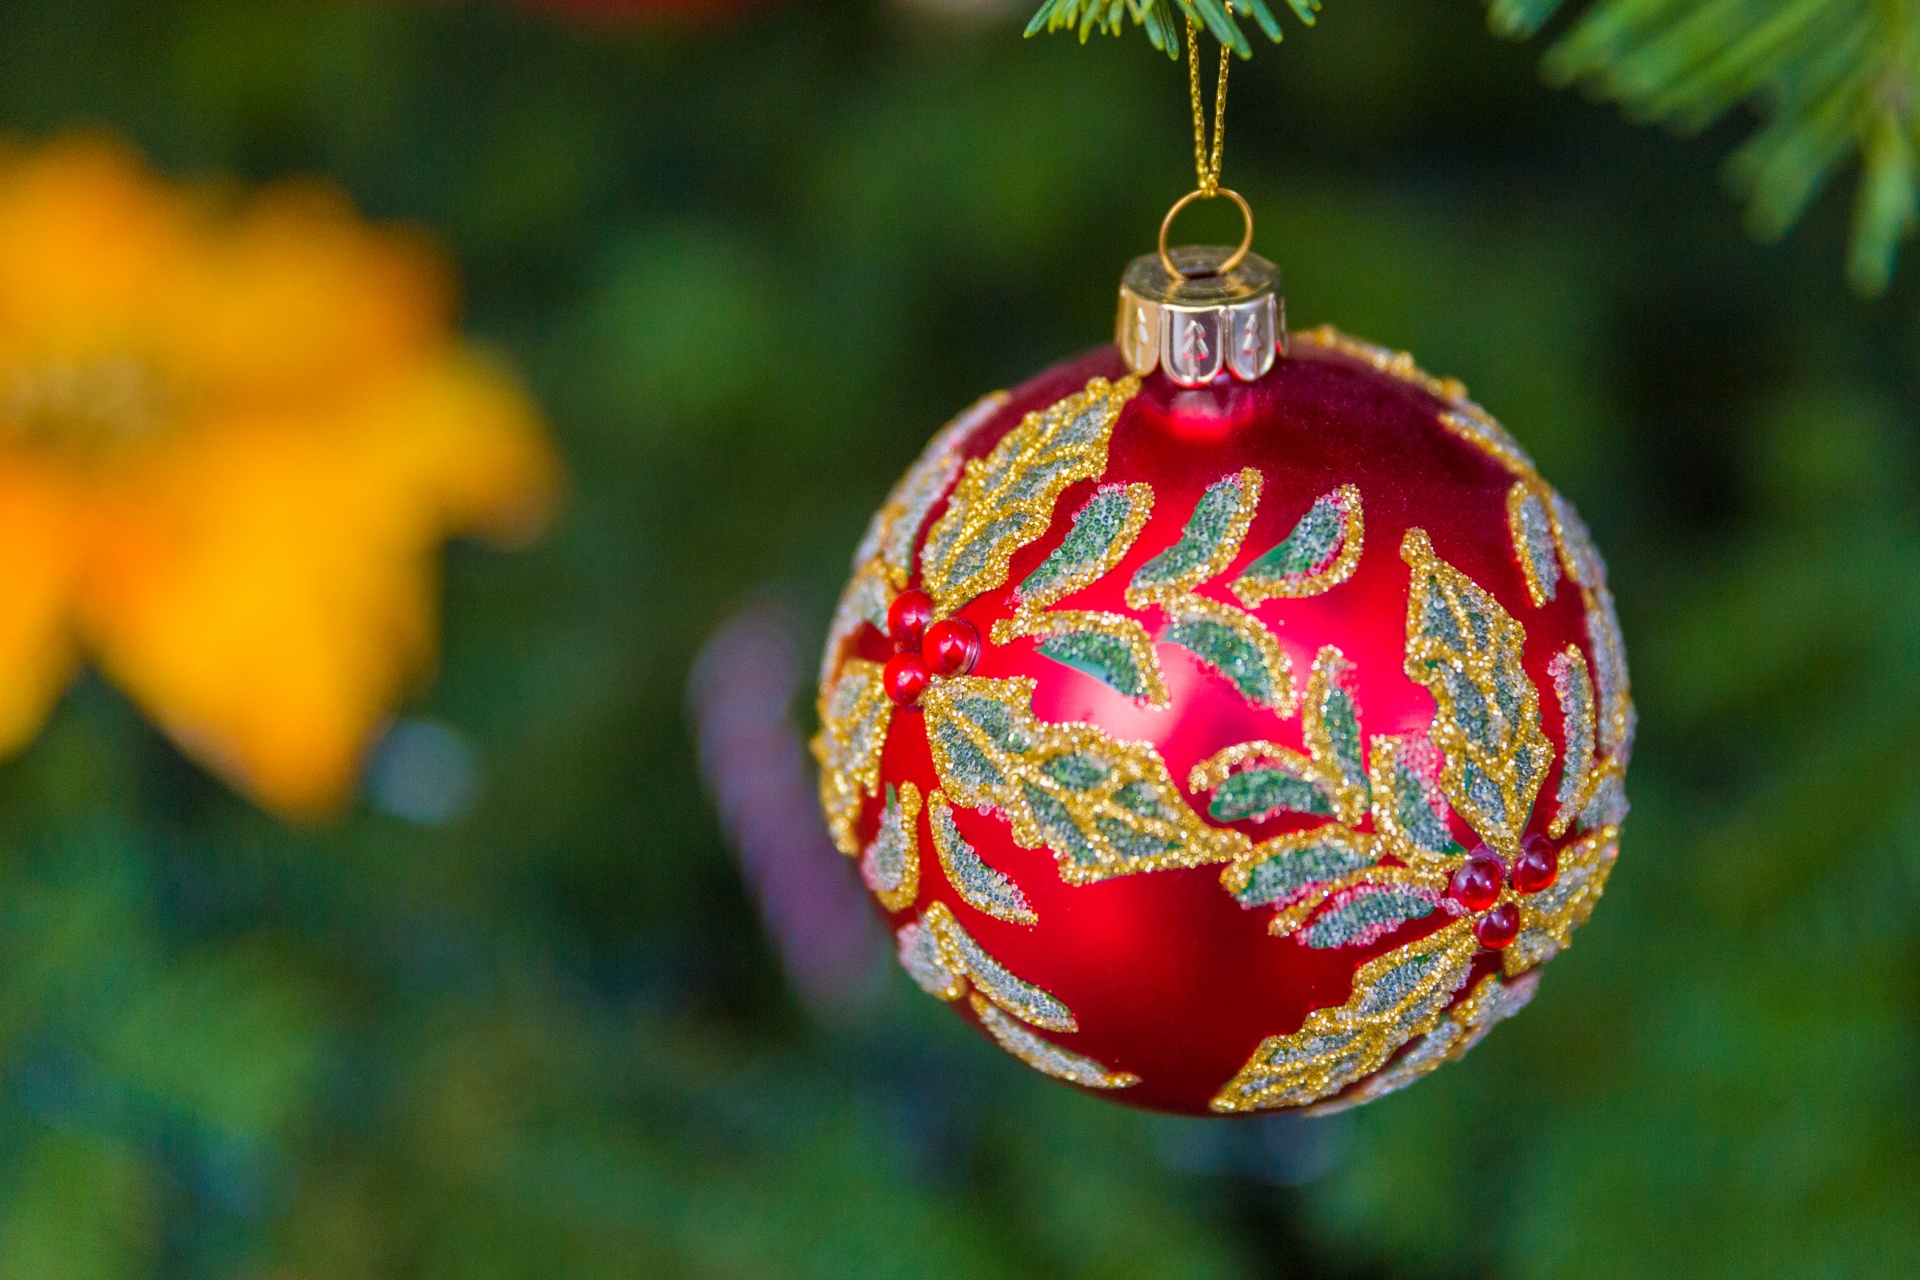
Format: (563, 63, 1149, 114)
(1157, 187, 1254, 279)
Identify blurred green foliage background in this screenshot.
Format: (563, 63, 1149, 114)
(2, 0, 1918, 1276)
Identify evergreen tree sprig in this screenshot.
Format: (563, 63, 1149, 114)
(1022, 0, 1319, 60)
(1496, 0, 1920, 294)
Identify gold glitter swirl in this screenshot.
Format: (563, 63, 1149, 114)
(921, 675, 1248, 884)
(811, 658, 893, 856)
(1208, 918, 1480, 1112)
(1401, 528, 1552, 857)
(920, 375, 1138, 617)
(969, 995, 1139, 1089)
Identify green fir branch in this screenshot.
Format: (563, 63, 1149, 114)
(1495, 0, 1920, 294)
(1023, 0, 1319, 60)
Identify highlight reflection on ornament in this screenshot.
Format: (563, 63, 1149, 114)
(814, 242, 1632, 1115)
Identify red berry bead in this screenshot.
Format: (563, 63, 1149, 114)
(1448, 852, 1504, 913)
(1474, 901, 1521, 950)
(887, 589, 935, 650)
(1511, 836, 1559, 895)
(923, 617, 982, 677)
(883, 651, 932, 706)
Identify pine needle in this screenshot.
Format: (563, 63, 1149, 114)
(1531, 0, 1920, 294)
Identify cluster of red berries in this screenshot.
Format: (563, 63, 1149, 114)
(1447, 837, 1560, 949)
(882, 590, 981, 706)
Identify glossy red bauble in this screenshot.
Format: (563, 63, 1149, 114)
(1511, 836, 1560, 894)
(815, 328, 1633, 1115)
(888, 588, 935, 650)
(882, 652, 930, 706)
(1449, 854, 1505, 913)
(923, 617, 981, 676)
(1474, 902, 1522, 950)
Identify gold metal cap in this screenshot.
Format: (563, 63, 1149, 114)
(1115, 244, 1284, 388)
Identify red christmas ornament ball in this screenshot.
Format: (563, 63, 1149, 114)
(814, 325, 1633, 1115)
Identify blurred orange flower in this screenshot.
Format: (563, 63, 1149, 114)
(0, 137, 559, 817)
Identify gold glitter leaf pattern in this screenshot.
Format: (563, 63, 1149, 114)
(1302, 646, 1370, 825)
(1292, 325, 1471, 405)
(811, 658, 893, 855)
(1127, 468, 1263, 603)
(1125, 468, 1295, 712)
(1232, 484, 1365, 605)
(819, 561, 893, 688)
(1302, 969, 1538, 1116)
(1209, 919, 1479, 1112)
(896, 917, 965, 1001)
(853, 390, 1009, 589)
(995, 610, 1169, 707)
(1548, 647, 1599, 838)
(1437, 407, 1538, 481)
(1264, 860, 1450, 944)
(1507, 481, 1562, 607)
(1367, 735, 1464, 863)
(1401, 528, 1552, 857)
(1585, 582, 1634, 761)
(921, 675, 1248, 884)
(861, 782, 922, 912)
(1291, 325, 1539, 481)
(918, 902, 1075, 1030)
(1503, 826, 1619, 975)
(1011, 482, 1155, 613)
(1548, 490, 1606, 590)
(1189, 741, 1331, 823)
(969, 995, 1139, 1089)
(993, 482, 1170, 705)
(1219, 826, 1377, 912)
(929, 792, 1036, 925)
(920, 375, 1138, 616)
(1159, 597, 1295, 712)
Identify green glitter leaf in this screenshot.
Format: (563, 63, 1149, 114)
(1209, 768, 1332, 822)
(1037, 626, 1153, 699)
(1163, 615, 1284, 707)
(1230, 838, 1373, 908)
(1301, 887, 1439, 950)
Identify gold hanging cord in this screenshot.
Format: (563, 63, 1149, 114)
(1159, 13, 1253, 279)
